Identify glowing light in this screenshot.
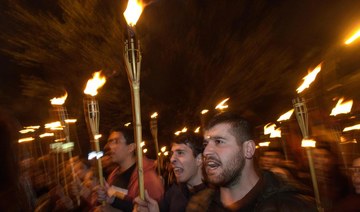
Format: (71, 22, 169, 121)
(343, 124, 360, 132)
(140, 141, 145, 147)
(151, 112, 158, 119)
(181, 127, 187, 133)
(19, 129, 35, 134)
(264, 123, 276, 135)
(24, 125, 40, 129)
(164, 151, 169, 156)
(88, 151, 103, 160)
(277, 109, 294, 122)
(18, 137, 35, 143)
(94, 134, 102, 140)
(259, 142, 270, 147)
(215, 98, 230, 110)
(161, 146, 166, 152)
(39, 133, 54, 138)
(65, 119, 77, 123)
(301, 138, 316, 147)
(45, 122, 62, 129)
(174, 131, 181, 136)
(296, 63, 322, 93)
(50, 92, 68, 105)
(201, 109, 209, 114)
(84, 71, 106, 96)
(270, 128, 281, 138)
(194, 127, 200, 133)
(143, 148, 148, 153)
(330, 98, 353, 116)
(123, 0, 144, 26)
(345, 29, 360, 45)
(124, 122, 131, 127)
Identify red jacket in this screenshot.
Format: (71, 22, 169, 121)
(108, 157, 164, 202)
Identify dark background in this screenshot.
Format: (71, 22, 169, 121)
(1, 0, 360, 158)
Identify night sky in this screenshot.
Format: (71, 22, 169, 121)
(1, 0, 360, 156)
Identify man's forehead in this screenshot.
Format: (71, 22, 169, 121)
(171, 143, 191, 151)
(204, 123, 232, 138)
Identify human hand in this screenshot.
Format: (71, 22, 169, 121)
(133, 190, 159, 212)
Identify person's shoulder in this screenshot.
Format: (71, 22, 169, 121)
(186, 187, 216, 212)
(256, 171, 317, 211)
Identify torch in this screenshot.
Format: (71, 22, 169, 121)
(123, 0, 145, 200)
(276, 109, 294, 161)
(50, 93, 81, 205)
(83, 71, 106, 187)
(293, 63, 323, 211)
(150, 112, 161, 175)
(293, 98, 322, 211)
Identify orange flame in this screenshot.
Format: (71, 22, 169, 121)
(345, 28, 360, 45)
(215, 98, 230, 110)
(296, 63, 322, 93)
(343, 124, 360, 132)
(301, 138, 316, 147)
(277, 109, 294, 122)
(264, 123, 276, 135)
(84, 71, 106, 96)
(151, 112, 158, 118)
(259, 142, 270, 147)
(50, 92, 68, 105)
(330, 98, 353, 116)
(123, 0, 144, 26)
(270, 127, 281, 138)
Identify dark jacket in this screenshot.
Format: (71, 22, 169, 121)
(186, 171, 316, 212)
(159, 183, 207, 212)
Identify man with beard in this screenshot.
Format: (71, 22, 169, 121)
(133, 132, 207, 212)
(94, 127, 164, 211)
(187, 112, 316, 212)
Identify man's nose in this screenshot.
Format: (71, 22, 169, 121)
(203, 142, 214, 157)
(170, 154, 177, 164)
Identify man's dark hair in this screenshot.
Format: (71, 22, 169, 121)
(173, 132, 204, 157)
(204, 111, 254, 144)
(109, 127, 134, 145)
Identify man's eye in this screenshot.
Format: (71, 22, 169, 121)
(203, 141, 208, 147)
(215, 139, 223, 144)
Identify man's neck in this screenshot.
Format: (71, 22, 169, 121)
(118, 156, 136, 173)
(186, 169, 203, 189)
(220, 169, 259, 207)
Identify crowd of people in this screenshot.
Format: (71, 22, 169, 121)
(1, 110, 360, 211)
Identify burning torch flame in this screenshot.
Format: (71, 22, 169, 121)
(161, 146, 166, 152)
(194, 127, 200, 133)
(123, 0, 144, 26)
(345, 28, 360, 45)
(264, 123, 276, 135)
(84, 71, 106, 96)
(343, 124, 360, 132)
(18, 137, 35, 143)
(296, 63, 322, 93)
(277, 109, 294, 122)
(39, 133, 54, 138)
(330, 98, 353, 116)
(270, 128, 281, 138)
(259, 142, 270, 147)
(201, 109, 209, 114)
(215, 98, 230, 110)
(50, 92, 68, 105)
(151, 112, 158, 119)
(301, 138, 316, 148)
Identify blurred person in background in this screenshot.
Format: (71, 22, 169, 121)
(93, 127, 164, 211)
(331, 156, 360, 211)
(312, 142, 349, 210)
(133, 132, 206, 212)
(0, 109, 34, 211)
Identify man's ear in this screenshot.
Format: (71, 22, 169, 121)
(128, 143, 136, 154)
(195, 153, 203, 166)
(243, 140, 256, 159)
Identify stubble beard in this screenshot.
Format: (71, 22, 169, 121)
(208, 151, 245, 187)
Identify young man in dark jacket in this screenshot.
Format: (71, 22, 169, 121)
(186, 112, 316, 212)
(134, 132, 207, 212)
